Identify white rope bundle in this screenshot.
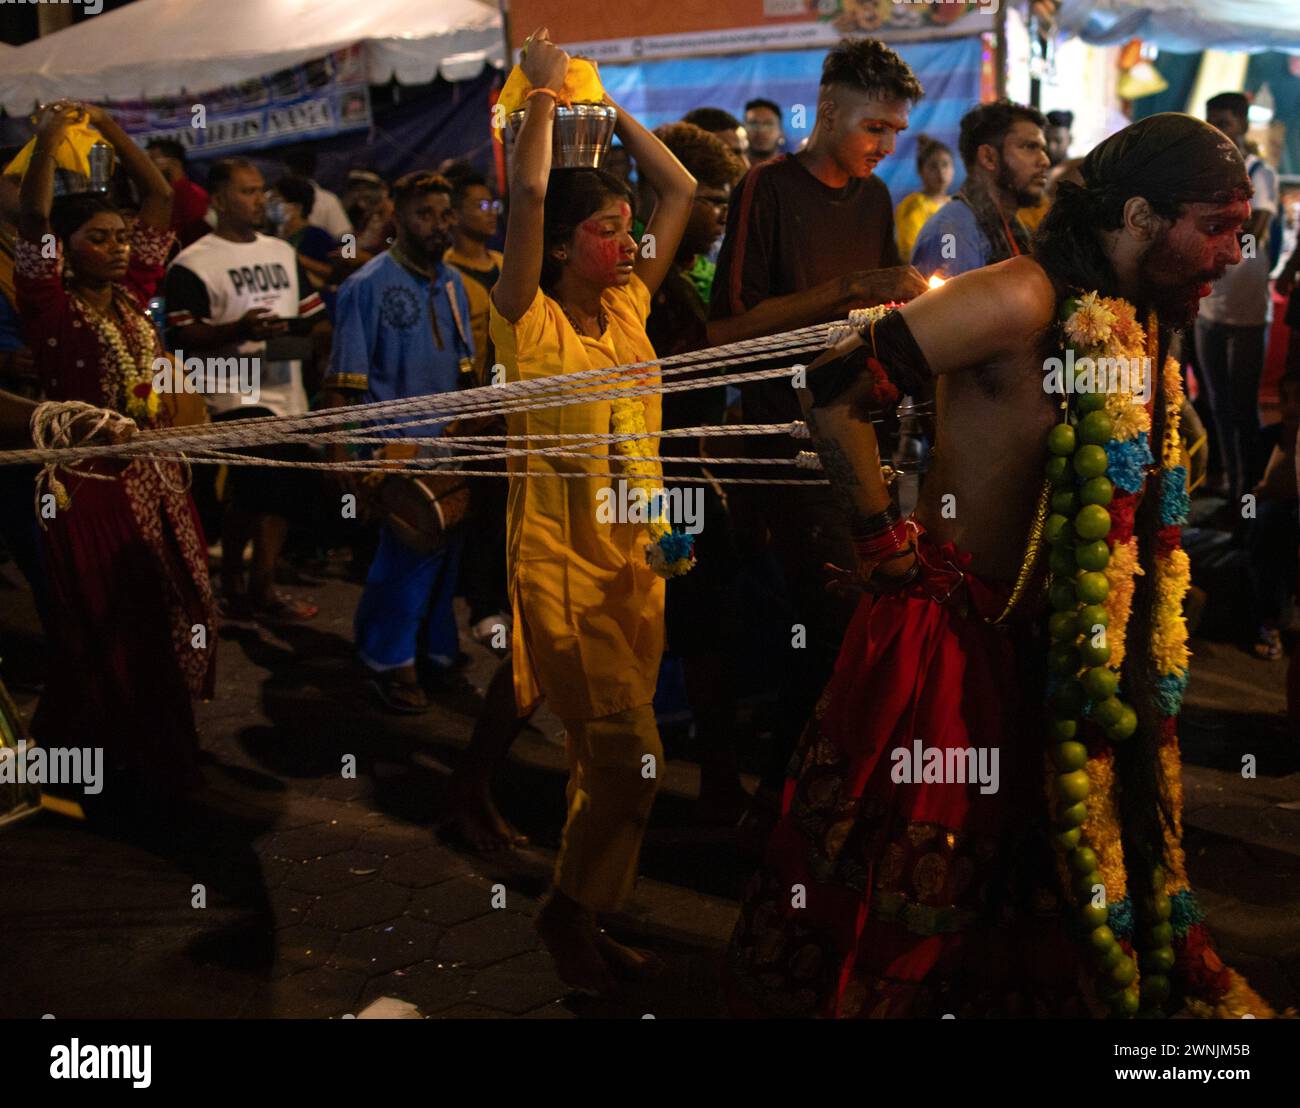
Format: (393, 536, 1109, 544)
(27, 399, 194, 521)
(1, 316, 926, 488)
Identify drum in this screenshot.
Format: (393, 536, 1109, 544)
(375, 468, 471, 554)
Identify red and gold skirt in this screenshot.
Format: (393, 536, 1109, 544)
(725, 535, 1274, 1018)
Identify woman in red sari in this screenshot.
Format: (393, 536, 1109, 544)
(16, 101, 216, 818)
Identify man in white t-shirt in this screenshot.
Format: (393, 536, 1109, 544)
(1196, 91, 1279, 506)
(284, 147, 352, 241)
(166, 157, 327, 623)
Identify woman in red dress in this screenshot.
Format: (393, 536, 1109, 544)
(16, 101, 216, 819)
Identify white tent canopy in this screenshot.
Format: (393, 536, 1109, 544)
(0, 0, 505, 115)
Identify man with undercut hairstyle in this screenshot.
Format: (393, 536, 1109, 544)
(912, 99, 1050, 279)
(726, 114, 1278, 1019)
(707, 37, 929, 844)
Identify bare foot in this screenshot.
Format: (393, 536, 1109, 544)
(446, 777, 529, 853)
(535, 890, 615, 997)
(594, 930, 665, 981)
(250, 589, 319, 623)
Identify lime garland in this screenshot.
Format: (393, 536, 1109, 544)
(609, 394, 695, 577)
(1042, 292, 1190, 1018)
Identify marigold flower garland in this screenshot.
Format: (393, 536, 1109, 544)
(1041, 292, 1194, 1018)
(72, 286, 162, 425)
(609, 393, 695, 577)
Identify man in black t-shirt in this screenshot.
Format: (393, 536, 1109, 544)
(708, 38, 929, 830)
(710, 38, 929, 423)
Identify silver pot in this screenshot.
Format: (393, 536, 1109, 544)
(88, 140, 115, 192)
(507, 102, 617, 169)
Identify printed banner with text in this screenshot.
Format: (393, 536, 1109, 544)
(109, 46, 372, 156)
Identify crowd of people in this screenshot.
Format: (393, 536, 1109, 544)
(0, 24, 1296, 1017)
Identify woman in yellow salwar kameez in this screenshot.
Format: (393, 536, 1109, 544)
(490, 29, 697, 994)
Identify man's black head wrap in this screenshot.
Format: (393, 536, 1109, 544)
(1076, 112, 1250, 209)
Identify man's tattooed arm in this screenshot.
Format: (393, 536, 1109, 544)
(801, 400, 893, 533)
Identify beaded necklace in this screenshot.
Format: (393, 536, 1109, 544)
(560, 300, 608, 339)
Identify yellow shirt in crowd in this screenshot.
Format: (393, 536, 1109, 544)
(1018, 194, 1051, 234)
(894, 192, 949, 263)
(445, 246, 504, 384)
(489, 274, 665, 722)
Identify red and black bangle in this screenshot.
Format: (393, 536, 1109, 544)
(850, 502, 898, 537)
(851, 503, 904, 556)
(864, 548, 921, 592)
(853, 522, 911, 562)
(853, 512, 920, 591)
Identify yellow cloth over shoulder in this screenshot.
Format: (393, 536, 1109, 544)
(5, 118, 106, 180)
(493, 58, 605, 141)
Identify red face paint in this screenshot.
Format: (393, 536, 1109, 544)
(572, 214, 632, 287)
(1140, 199, 1251, 326)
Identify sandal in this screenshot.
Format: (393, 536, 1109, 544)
(251, 591, 319, 624)
(1254, 627, 1283, 661)
(367, 670, 429, 714)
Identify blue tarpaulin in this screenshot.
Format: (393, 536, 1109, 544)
(1058, 0, 1300, 53)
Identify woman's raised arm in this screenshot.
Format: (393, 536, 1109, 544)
(492, 29, 571, 324)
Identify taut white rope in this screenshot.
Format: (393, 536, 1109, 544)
(0, 315, 921, 490)
(0, 318, 837, 466)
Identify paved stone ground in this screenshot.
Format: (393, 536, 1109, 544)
(1, 549, 1297, 1019)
